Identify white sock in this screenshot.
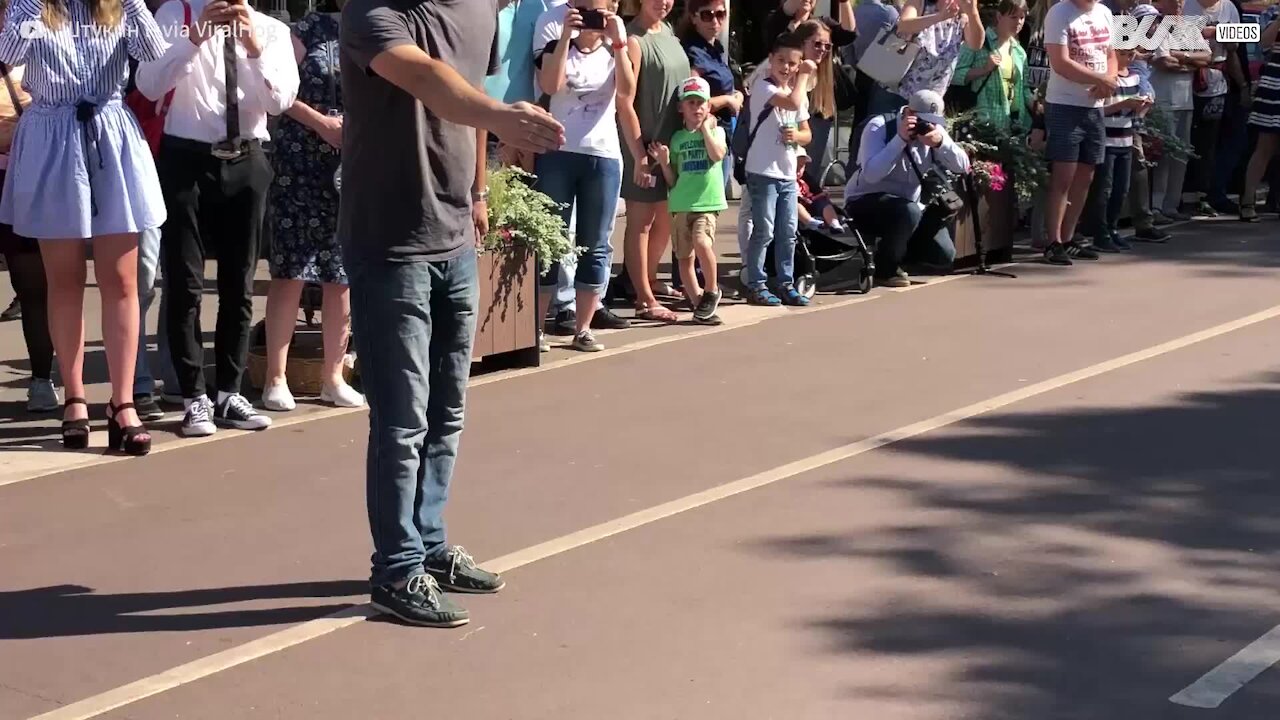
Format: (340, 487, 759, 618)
(216, 391, 235, 406)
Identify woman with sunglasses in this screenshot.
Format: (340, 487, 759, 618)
(679, 0, 740, 189)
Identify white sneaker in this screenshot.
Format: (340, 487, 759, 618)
(214, 393, 272, 430)
(261, 379, 296, 411)
(320, 381, 364, 408)
(181, 397, 217, 437)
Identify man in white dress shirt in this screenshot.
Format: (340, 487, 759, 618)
(137, 0, 299, 437)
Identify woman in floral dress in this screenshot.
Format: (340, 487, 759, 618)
(262, 3, 362, 411)
(867, 0, 984, 114)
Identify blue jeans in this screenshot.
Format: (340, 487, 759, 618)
(846, 192, 956, 277)
(1084, 146, 1132, 237)
(134, 226, 178, 396)
(745, 174, 798, 289)
(534, 151, 621, 293)
(349, 248, 479, 587)
(550, 206, 615, 316)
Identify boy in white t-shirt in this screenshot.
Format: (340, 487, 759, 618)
(1042, 0, 1116, 266)
(741, 32, 815, 307)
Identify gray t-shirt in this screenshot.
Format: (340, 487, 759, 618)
(339, 0, 499, 264)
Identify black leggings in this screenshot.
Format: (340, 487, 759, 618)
(4, 249, 53, 381)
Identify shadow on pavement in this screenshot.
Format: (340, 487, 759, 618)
(755, 372, 1280, 718)
(0, 580, 367, 639)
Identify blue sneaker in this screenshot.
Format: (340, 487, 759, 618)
(1111, 231, 1132, 252)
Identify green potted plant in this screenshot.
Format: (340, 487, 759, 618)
(948, 111, 1048, 261)
(472, 166, 575, 365)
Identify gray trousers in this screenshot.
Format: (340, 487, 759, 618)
(1151, 109, 1194, 215)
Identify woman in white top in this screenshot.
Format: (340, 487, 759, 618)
(534, 1, 637, 352)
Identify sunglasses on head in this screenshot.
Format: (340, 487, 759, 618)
(697, 8, 728, 21)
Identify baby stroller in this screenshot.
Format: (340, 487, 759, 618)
(742, 207, 876, 298)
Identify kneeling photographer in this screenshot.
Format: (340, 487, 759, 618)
(843, 90, 970, 288)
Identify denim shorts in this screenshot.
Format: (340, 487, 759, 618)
(1045, 102, 1105, 165)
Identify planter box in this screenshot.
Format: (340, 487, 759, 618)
(472, 243, 540, 368)
(953, 182, 1016, 264)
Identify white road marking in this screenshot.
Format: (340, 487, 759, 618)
(24, 302, 1280, 720)
(1169, 624, 1280, 708)
(0, 293, 881, 488)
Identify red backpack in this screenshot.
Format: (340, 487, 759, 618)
(125, 0, 191, 157)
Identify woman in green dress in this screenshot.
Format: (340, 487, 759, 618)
(619, 0, 690, 322)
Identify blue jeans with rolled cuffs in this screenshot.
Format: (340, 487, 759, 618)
(534, 151, 621, 293)
(745, 174, 798, 289)
(349, 248, 478, 587)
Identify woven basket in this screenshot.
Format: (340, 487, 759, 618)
(246, 321, 355, 396)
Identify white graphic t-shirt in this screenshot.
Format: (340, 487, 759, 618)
(744, 74, 811, 181)
(546, 41, 621, 159)
(1044, 0, 1114, 108)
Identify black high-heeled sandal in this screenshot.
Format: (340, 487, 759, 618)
(62, 397, 90, 450)
(106, 401, 151, 456)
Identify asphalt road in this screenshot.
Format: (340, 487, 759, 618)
(2, 217, 1278, 720)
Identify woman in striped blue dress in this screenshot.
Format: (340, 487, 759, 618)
(0, 0, 167, 454)
(1241, 12, 1280, 221)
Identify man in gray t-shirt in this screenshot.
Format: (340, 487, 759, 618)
(339, 0, 562, 628)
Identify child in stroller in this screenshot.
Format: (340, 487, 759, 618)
(745, 194, 876, 298)
(796, 148, 846, 234)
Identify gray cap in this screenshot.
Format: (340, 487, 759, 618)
(908, 89, 946, 126)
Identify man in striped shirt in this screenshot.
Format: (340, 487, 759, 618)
(1083, 46, 1154, 251)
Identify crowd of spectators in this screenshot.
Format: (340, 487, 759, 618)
(2, 0, 1278, 448)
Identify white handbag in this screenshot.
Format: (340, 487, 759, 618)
(856, 24, 921, 90)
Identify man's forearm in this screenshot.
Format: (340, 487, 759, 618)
(371, 47, 506, 132)
(475, 127, 488, 193)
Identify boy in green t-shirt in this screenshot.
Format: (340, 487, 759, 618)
(653, 77, 728, 325)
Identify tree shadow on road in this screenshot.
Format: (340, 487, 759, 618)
(755, 372, 1280, 719)
(0, 580, 367, 639)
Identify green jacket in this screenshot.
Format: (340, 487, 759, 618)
(951, 28, 1032, 134)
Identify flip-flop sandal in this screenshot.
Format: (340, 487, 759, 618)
(779, 286, 811, 307)
(634, 304, 678, 323)
(745, 287, 781, 307)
